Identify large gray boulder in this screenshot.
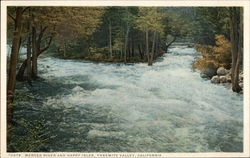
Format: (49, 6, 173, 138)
(217, 67, 228, 76)
(220, 76, 227, 83)
(211, 75, 220, 84)
(201, 67, 217, 78)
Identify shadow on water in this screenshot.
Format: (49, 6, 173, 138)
(12, 78, 131, 152)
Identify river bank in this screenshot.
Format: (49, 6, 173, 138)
(210, 67, 244, 93)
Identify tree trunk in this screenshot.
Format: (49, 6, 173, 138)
(155, 34, 160, 58)
(124, 26, 129, 63)
(16, 12, 32, 83)
(138, 44, 143, 59)
(63, 43, 67, 58)
(129, 39, 132, 59)
(120, 44, 123, 60)
(31, 25, 49, 79)
(166, 36, 176, 52)
(7, 7, 23, 124)
(128, 43, 131, 60)
(149, 31, 156, 66)
(229, 7, 242, 93)
(131, 37, 134, 58)
(16, 59, 27, 81)
(26, 19, 32, 84)
(18, 37, 22, 53)
(31, 26, 38, 79)
(109, 20, 112, 58)
(124, 7, 130, 63)
(145, 27, 149, 64)
(17, 33, 53, 81)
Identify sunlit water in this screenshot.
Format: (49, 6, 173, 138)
(15, 46, 243, 152)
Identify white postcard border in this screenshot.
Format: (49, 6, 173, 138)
(1, 1, 250, 158)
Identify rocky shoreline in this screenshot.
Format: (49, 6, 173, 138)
(209, 67, 243, 93)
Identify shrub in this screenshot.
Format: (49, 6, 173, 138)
(213, 35, 232, 68)
(193, 34, 232, 76)
(90, 53, 105, 61)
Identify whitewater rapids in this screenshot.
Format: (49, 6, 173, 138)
(30, 46, 243, 152)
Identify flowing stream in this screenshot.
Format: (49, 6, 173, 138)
(14, 46, 243, 152)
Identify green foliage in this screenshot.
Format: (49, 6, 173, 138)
(7, 6, 234, 63)
(89, 47, 109, 57)
(191, 7, 229, 45)
(135, 7, 166, 36)
(53, 7, 105, 53)
(164, 12, 189, 38)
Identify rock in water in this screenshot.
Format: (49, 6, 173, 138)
(211, 75, 220, 84)
(220, 76, 227, 83)
(202, 66, 217, 78)
(200, 73, 208, 78)
(217, 67, 227, 76)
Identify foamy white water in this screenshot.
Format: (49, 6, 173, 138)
(37, 46, 243, 152)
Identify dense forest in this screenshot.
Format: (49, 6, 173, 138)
(6, 6, 244, 152)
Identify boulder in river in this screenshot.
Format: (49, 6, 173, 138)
(220, 76, 227, 83)
(217, 67, 228, 76)
(200, 73, 209, 78)
(201, 67, 217, 78)
(211, 75, 220, 84)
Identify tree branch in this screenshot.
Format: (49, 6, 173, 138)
(166, 36, 176, 48)
(37, 26, 48, 43)
(8, 13, 15, 21)
(22, 7, 30, 14)
(39, 36, 53, 55)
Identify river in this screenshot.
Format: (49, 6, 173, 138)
(13, 46, 243, 152)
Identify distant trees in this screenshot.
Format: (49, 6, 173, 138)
(163, 12, 189, 50)
(99, 7, 128, 60)
(135, 7, 166, 65)
(54, 7, 104, 57)
(189, 7, 230, 45)
(80, 7, 174, 64)
(38, 7, 191, 65)
(88, 7, 172, 65)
